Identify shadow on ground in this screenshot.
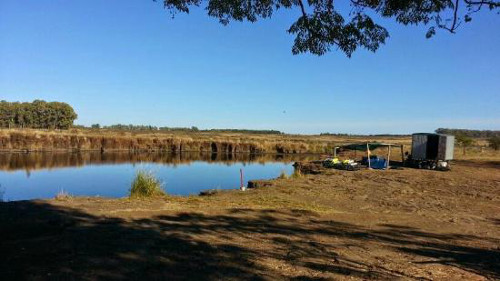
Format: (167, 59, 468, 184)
(0, 201, 498, 280)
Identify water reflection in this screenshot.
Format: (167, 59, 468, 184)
(0, 152, 317, 201)
(0, 151, 317, 173)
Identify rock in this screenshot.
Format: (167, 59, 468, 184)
(199, 189, 220, 196)
(247, 180, 273, 189)
(293, 161, 323, 175)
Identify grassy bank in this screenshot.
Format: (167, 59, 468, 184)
(0, 128, 412, 153)
(0, 129, 496, 162)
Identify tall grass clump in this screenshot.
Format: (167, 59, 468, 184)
(291, 169, 303, 179)
(278, 170, 289, 179)
(54, 189, 72, 201)
(129, 170, 166, 199)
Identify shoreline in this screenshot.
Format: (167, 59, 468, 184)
(0, 128, 413, 154)
(1, 159, 499, 280)
(0, 149, 326, 155)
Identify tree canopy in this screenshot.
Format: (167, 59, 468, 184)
(435, 128, 500, 138)
(159, 0, 499, 56)
(0, 100, 78, 130)
(488, 136, 500, 150)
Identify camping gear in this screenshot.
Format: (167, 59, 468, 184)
(362, 156, 387, 169)
(342, 159, 360, 171)
(323, 158, 340, 168)
(335, 143, 404, 170)
(323, 158, 359, 171)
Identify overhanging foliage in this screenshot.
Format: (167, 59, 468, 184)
(158, 0, 500, 56)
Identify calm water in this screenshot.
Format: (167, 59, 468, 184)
(0, 152, 312, 201)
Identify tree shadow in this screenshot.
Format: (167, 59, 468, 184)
(490, 218, 500, 226)
(1, 201, 498, 280)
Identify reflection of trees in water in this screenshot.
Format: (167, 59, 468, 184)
(0, 152, 317, 172)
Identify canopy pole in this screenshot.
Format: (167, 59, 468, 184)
(367, 143, 371, 169)
(400, 145, 405, 164)
(386, 145, 391, 170)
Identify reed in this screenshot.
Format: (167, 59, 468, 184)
(129, 170, 166, 199)
(54, 189, 72, 201)
(278, 170, 289, 179)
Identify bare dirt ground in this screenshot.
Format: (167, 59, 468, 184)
(1, 160, 499, 280)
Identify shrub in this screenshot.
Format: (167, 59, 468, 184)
(291, 169, 303, 179)
(278, 170, 289, 179)
(455, 134, 475, 155)
(129, 170, 166, 199)
(488, 136, 500, 151)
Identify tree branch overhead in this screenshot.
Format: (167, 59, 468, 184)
(160, 0, 499, 56)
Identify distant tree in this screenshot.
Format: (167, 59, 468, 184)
(91, 124, 101, 129)
(456, 134, 475, 155)
(488, 136, 500, 151)
(0, 100, 78, 129)
(104, 124, 160, 131)
(205, 129, 283, 134)
(159, 0, 499, 56)
(435, 128, 500, 138)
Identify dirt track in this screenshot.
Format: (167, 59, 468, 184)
(1, 160, 499, 280)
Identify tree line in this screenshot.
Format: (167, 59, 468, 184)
(83, 124, 283, 134)
(320, 132, 411, 137)
(0, 100, 78, 129)
(203, 129, 283, 135)
(435, 128, 500, 138)
(82, 124, 201, 132)
(439, 128, 500, 153)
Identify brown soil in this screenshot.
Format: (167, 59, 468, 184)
(1, 160, 499, 280)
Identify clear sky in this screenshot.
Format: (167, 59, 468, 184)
(1, 0, 499, 134)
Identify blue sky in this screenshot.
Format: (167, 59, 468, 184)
(0, 0, 499, 134)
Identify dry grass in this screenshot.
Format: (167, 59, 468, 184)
(54, 189, 72, 201)
(0, 128, 497, 161)
(0, 128, 411, 153)
(291, 169, 303, 178)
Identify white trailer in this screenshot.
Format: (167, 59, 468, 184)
(408, 133, 454, 170)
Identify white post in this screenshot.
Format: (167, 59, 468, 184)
(240, 168, 245, 191)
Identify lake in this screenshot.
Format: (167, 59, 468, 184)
(0, 152, 314, 201)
